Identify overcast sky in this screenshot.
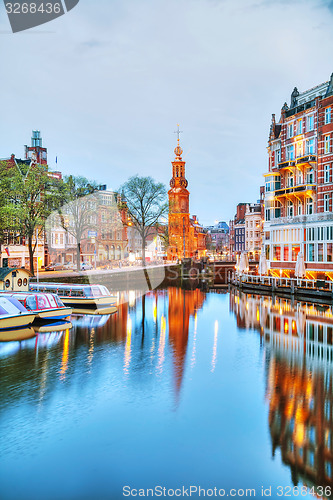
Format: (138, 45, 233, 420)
(1, 0, 333, 225)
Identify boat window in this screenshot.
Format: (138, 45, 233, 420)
(17, 278, 22, 287)
(84, 287, 93, 298)
(61, 288, 72, 297)
(47, 294, 57, 308)
(100, 286, 110, 296)
(7, 297, 27, 313)
(91, 286, 103, 297)
(26, 295, 37, 311)
(71, 289, 84, 297)
(0, 297, 22, 315)
(23, 278, 28, 286)
(37, 295, 49, 310)
(54, 295, 65, 307)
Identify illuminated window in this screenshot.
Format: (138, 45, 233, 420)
(296, 141, 303, 158)
(324, 135, 331, 155)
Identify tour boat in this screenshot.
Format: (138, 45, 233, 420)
(29, 283, 117, 308)
(0, 296, 36, 331)
(0, 292, 72, 321)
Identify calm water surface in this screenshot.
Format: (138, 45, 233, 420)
(0, 288, 332, 500)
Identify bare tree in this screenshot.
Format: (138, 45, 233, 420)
(120, 176, 168, 267)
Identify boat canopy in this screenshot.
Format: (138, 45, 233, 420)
(30, 283, 112, 298)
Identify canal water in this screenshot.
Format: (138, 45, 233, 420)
(0, 287, 332, 500)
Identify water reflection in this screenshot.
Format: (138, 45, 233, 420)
(230, 289, 333, 490)
(0, 288, 207, 415)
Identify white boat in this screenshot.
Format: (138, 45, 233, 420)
(29, 283, 117, 309)
(0, 292, 72, 321)
(0, 296, 36, 331)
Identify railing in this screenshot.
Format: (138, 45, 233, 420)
(274, 184, 316, 198)
(230, 273, 333, 292)
(270, 212, 333, 225)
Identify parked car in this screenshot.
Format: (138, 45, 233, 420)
(80, 262, 93, 271)
(45, 263, 64, 271)
(63, 262, 76, 270)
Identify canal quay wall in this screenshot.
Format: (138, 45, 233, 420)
(230, 274, 333, 305)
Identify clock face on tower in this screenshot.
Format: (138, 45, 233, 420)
(170, 178, 175, 188)
(179, 178, 188, 188)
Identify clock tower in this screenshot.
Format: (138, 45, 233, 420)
(168, 127, 191, 260)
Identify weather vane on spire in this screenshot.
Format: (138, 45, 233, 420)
(174, 124, 183, 144)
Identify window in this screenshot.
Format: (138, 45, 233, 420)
(287, 200, 293, 217)
(325, 135, 331, 154)
(287, 171, 294, 187)
(308, 243, 315, 261)
(306, 138, 315, 154)
(324, 194, 330, 212)
(297, 170, 303, 185)
(307, 168, 314, 184)
(296, 141, 303, 158)
(325, 107, 332, 125)
(307, 114, 314, 131)
(287, 145, 294, 160)
(328, 243, 333, 263)
(275, 149, 281, 164)
(297, 202, 302, 215)
(325, 164, 331, 183)
(297, 119, 303, 135)
(287, 123, 294, 138)
(306, 197, 313, 215)
(318, 243, 324, 262)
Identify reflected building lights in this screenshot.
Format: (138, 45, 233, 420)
(157, 315, 167, 374)
(124, 316, 132, 375)
(211, 320, 219, 373)
(60, 329, 70, 381)
(88, 328, 95, 365)
(190, 312, 198, 370)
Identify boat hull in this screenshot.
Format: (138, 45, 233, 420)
(0, 313, 36, 331)
(36, 307, 72, 321)
(61, 297, 116, 308)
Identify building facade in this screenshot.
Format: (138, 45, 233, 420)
(264, 73, 333, 277)
(245, 203, 262, 260)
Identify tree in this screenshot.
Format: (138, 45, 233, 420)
(120, 176, 168, 267)
(57, 176, 99, 271)
(0, 160, 64, 275)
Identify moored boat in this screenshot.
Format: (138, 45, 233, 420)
(0, 326, 36, 342)
(29, 283, 117, 308)
(0, 292, 72, 321)
(0, 296, 36, 331)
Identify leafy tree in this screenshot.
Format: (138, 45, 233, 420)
(0, 160, 64, 275)
(120, 176, 168, 267)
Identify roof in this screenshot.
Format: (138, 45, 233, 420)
(0, 267, 32, 280)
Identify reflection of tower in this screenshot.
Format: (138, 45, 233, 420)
(168, 126, 191, 260)
(24, 130, 47, 165)
(168, 287, 206, 402)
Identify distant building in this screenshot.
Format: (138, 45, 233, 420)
(245, 203, 262, 260)
(229, 203, 248, 257)
(205, 221, 229, 254)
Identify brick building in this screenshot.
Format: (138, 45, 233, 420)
(264, 73, 333, 277)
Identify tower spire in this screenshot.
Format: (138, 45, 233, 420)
(174, 124, 183, 145)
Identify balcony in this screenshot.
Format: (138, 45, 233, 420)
(278, 160, 295, 170)
(270, 212, 333, 226)
(296, 154, 317, 166)
(274, 184, 316, 199)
